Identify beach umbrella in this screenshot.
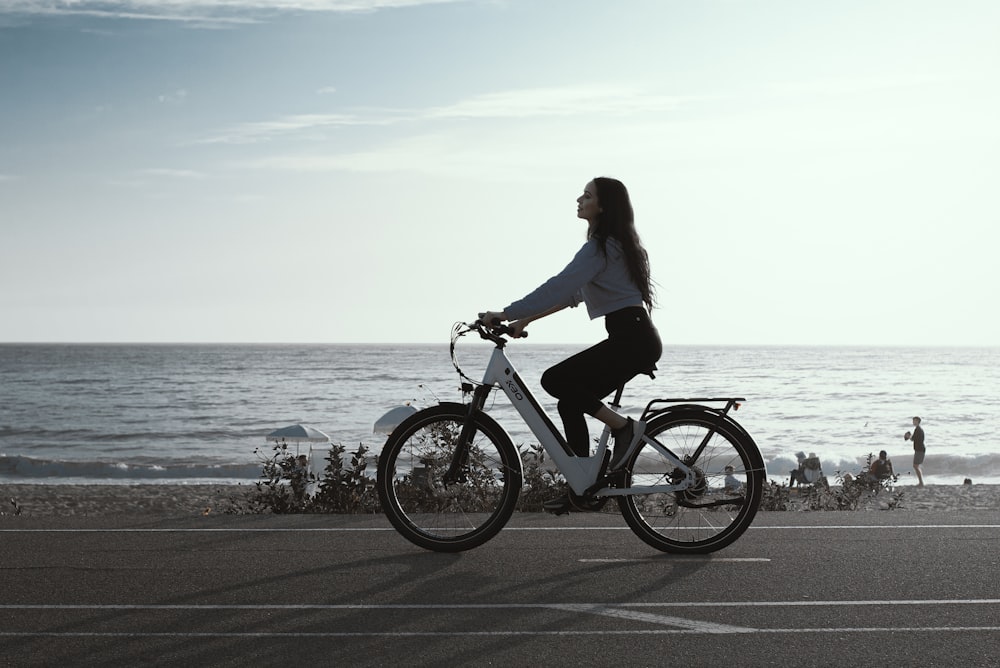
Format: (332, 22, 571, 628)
(266, 424, 331, 443)
(266, 423, 329, 460)
(373, 405, 417, 435)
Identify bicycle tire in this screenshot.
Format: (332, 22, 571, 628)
(376, 403, 522, 552)
(617, 407, 764, 554)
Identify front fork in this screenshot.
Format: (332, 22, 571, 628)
(443, 383, 491, 485)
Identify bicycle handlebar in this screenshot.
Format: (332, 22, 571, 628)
(471, 318, 528, 342)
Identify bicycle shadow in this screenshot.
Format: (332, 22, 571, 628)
(3, 517, 717, 666)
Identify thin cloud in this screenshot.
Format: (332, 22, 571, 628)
(199, 85, 696, 144)
(0, 1, 258, 24)
(106, 168, 209, 188)
(233, 132, 492, 176)
(0, 0, 465, 24)
(425, 85, 690, 120)
(231, 113, 679, 180)
(193, 112, 399, 144)
(140, 168, 207, 179)
(232, 128, 628, 182)
(157, 88, 189, 104)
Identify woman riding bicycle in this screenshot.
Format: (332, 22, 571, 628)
(480, 177, 661, 513)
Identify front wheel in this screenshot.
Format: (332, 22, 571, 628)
(376, 403, 522, 552)
(617, 409, 764, 554)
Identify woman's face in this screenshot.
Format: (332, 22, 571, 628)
(576, 181, 601, 223)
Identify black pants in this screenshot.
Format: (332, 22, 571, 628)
(540, 307, 662, 456)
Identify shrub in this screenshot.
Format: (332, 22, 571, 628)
(234, 444, 905, 514)
(232, 442, 375, 514)
(388, 440, 507, 514)
(226, 442, 313, 514)
(237, 440, 573, 515)
(311, 443, 379, 513)
(761, 452, 905, 512)
(516, 443, 568, 512)
(759, 480, 791, 511)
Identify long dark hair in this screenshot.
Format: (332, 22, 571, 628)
(589, 177, 655, 310)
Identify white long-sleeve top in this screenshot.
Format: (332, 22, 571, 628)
(503, 237, 643, 321)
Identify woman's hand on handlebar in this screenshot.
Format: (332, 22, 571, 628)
(478, 311, 506, 327)
(476, 311, 528, 338)
(507, 319, 529, 338)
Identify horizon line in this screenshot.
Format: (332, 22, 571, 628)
(1, 341, 997, 349)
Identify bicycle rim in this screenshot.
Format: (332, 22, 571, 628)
(376, 404, 522, 553)
(617, 412, 764, 554)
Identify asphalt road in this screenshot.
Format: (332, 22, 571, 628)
(2, 510, 999, 667)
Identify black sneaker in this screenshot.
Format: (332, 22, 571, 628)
(543, 492, 606, 515)
(608, 418, 646, 471)
(543, 494, 573, 515)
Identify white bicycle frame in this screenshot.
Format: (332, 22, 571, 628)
(475, 341, 695, 497)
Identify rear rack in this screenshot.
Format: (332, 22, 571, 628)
(641, 397, 746, 420)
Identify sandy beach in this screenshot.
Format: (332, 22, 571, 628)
(0, 482, 997, 517)
(0, 484, 256, 517)
(787, 483, 1000, 512)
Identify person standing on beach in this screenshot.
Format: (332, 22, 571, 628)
(904, 416, 926, 486)
(479, 177, 661, 514)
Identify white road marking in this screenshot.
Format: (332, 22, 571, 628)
(548, 603, 755, 633)
(0, 598, 1000, 610)
(0, 627, 997, 637)
(3, 599, 999, 609)
(579, 557, 770, 562)
(1, 524, 998, 533)
(3, 601, 999, 637)
(0, 528, 397, 533)
(2, 627, 999, 637)
(752, 524, 1000, 530)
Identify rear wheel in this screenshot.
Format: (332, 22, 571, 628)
(617, 410, 764, 553)
(376, 403, 522, 552)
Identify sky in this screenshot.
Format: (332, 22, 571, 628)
(1, 0, 998, 346)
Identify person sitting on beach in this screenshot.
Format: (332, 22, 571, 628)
(724, 465, 741, 492)
(868, 450, 894, 481)
(802, 453, 822, 479)
(288, 454, 312, 500)
(789, 451, 807, 487)
(790, 452, 823, 488)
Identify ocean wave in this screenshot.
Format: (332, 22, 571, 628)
(3, 343, 998, 485)
(0, 426, 260, 442)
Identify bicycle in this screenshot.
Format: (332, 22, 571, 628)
(376, 320, 766, 554)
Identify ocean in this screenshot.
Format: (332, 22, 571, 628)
(1, 342, 998, 486)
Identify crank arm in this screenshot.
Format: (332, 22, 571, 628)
(677, 496, 747, 509)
